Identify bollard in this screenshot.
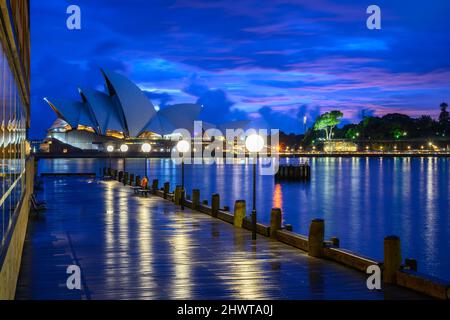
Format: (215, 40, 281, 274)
(174, 185, 182, 205)
(118, 171, 123, 182)
(308, 219, 324, 257)
(269, 208, 282, 239)
(405, 258, 417, 272)
(163, 182, 170, 199)
(123, 172, 129, 185)
(223, 205, 230, 212)
(192, 189, 200, 210)
(135, 175, 141, 187)
(285, 224, 293, 231)
(180, 187, 185, 210)
(233, 200, 246, 227)
(202, 200, 208, 205)
(383, 235, 402, 284)
(152, 179, 158, 193)
(211, 194, 220, 218)
(129, 174, 134, 186)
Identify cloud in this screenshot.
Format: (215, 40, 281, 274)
(30, 0, 450, 137)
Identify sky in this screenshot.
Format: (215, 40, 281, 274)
(30, 0, 450, 138)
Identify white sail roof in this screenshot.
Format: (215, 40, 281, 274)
(101, 69, 156, 137)
(79, 88, 125, 134)
(44, 69, 203, 137)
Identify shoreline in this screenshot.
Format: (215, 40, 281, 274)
(34, 152, 450, 159)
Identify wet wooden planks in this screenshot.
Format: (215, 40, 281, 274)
(15, 177, 427, 300)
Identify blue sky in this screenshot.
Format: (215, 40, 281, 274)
(30, 0, 450, 138)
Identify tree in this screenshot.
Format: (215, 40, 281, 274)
(439, 102, 449, 135)
(345, 127, 359, 140)
(313, 110, 343, 140)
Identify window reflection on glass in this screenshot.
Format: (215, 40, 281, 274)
(0, 42, 27, 250)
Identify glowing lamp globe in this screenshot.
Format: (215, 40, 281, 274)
(141, 143, 152, 153)
(176, 140, 190, 153)
(120, 144, 129, 153)
(106, 145, 114, 152)
(245, 134, 264, 153)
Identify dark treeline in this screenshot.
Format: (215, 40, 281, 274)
(281, 103, 450, 148)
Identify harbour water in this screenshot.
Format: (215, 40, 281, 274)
(37, 157, 450, 281)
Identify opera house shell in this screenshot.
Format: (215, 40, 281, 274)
(44, 69, 202, 150)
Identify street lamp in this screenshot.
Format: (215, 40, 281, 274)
(141, 143, 152, 177)
(177, 140, 190, 210)
(245, 133, 265, 240)
(120, 144, 128, 171)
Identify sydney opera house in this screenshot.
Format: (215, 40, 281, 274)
(43, 69, 203, 152)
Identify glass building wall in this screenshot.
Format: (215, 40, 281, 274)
(0, 39, 27, 251)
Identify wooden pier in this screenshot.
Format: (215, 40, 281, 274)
(275, 164, 311, 181)
(15, 169, 439, 299)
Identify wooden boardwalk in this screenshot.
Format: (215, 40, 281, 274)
(15, 177, 426, 299)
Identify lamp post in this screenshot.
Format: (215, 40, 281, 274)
(141, 143, 152, 177)
(106, 145, 114, 170)
(176, 140, 190, 210)
(120, 144, 128, 172)
(245, 133, 265, 240)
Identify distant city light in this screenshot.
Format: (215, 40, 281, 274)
(106, 145, 114, 152)
(120, 144, 129, 152)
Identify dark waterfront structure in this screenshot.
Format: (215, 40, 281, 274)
(16, 176, 427, 299)
(0, 0, 33, 299)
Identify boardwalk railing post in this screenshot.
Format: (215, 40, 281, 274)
(383, 235, 402, 284)
(212, 194, 220, 218)
(174, 185, 182, 205)
(163, 182, 170, 199)
(118, 171, 123, 182)
(123, 172, 129, 185)
(233, 200, 246, 227)
(129, 173, 134, 186)
(181, 187, 185, 210)
(270, 208, 282, 239)
(152, 179, 158, 194)
(308, 219, 324, 257)
(192, 189, 200, 210)
(136, 175, 141, 187)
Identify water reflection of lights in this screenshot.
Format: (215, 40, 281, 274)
(425, 158, 436, 251)
(170, 224, 192, 299)
(223, 238, 266, 299)
(136, 200, 154, 297)
(104, 183, 117, 289)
